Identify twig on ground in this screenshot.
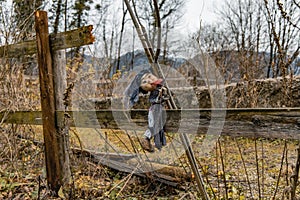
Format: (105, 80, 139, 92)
(254, 138, 262, 199)
(218, 139, 228, 199)
(272, 140, 287, 199)
(235, 138, 254, 198)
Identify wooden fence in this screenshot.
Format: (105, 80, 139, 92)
(2, 108, 300, 139)
(1, 10, 300, 196)
(0, 10, 94, 193)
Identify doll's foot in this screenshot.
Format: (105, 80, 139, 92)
(140, 138, 154, 152)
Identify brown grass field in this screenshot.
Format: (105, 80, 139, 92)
(0, 124, 299, 199)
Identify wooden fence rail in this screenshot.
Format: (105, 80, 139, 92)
(0, 25, 94, 58)
(1, 107, 300, 139)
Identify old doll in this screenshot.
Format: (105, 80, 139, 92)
(124, 69, 169, 152)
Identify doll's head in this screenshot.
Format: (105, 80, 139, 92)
(124, 69, 163, 107)
(140, 73, 163, 92)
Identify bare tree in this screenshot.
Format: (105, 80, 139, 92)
(13, 0, 43, 40)
(131, 0, 184, 62)
(219, 0, 265, 81)
(263, 0, 300, 78)
(116, 1, 128, 70)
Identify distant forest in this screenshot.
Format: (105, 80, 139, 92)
(0, 0, 299, 81)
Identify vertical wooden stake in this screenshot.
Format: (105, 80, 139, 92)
(53, 49, 71, 185)
(35, 10, 70, 194)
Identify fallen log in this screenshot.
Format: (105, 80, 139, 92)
(72, 147, 137, 161)
(13, 134, 191, 187)
(92, 156, 183, 187)
(72, 147, 192, 183)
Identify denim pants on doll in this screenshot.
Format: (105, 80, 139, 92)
(144, 103, 166, 149)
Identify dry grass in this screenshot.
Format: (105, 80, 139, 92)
(194, 136, 299, 199)
(1, 124, 298, 199)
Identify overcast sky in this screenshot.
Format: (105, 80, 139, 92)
(182, 0, 222, 31)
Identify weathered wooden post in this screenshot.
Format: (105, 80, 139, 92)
(0, 9, 94, 194)
(35, 10, 70, 193)
(53, 48, 71, 189)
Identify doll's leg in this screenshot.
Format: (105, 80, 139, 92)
(151, 104, 166, 149)
(140, 129, 154, 152)
(140, 109, 155, 152)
